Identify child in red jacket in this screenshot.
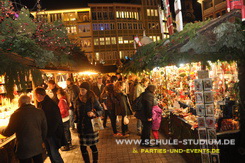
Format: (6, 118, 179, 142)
(152, 100, 163, 143)
(57, 88, 72, 151)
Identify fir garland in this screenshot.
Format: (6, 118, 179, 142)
(124, 20, 245, 73)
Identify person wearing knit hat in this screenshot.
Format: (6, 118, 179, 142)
(136, 84, 157, 147)
(80, 82, 91, 91)
(75, 81, 103, 163)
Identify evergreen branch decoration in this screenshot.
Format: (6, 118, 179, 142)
(0, 0, 88, 98)
(124, 15, 245, 73)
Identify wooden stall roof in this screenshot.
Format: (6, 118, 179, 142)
(0, 51, 36, 67)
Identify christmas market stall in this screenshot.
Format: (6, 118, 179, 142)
(124, 9, 245, 163)
(0, 1, 89, 162)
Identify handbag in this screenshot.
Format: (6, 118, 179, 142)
(91, 100, 104, 132)
(91, 117, 104, 132)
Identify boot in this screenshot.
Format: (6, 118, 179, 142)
(82, 152, 90, 163)
(92, 151, 98, 163)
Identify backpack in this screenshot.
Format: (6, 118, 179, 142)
(132, 93, 143, 111)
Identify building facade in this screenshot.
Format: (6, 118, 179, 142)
(200, 0, 227, 20)
(31, 0, 166, 65)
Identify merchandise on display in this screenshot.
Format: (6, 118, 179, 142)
(150, 61, 239, 131)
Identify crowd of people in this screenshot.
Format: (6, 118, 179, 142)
(0, 74, 164, 163)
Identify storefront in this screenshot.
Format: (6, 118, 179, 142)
(146, 61, 240, 162)
(123, 9, 244, 162)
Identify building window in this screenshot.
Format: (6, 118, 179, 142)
(123, 23, 127, 29)
(124, 40, 128, 44)
(94, 38, 99, 45)
(117, 23, 122, 30)
(63, 12, 76, 21)
(147, 9, 151, 16)
(96, 52, 99, 60)
(104, 24, 110, 30)
(155, 9, 158, 16)
(118, 37, 123, 44)
(138, 23, 142, 29)
(103, 12, 108, 20)
(136, 12, 139, 20)
(92, 24, 97, 30)
(156, 23, 159, 29)
(105, 37, 110, 45)
(153, 36, 157, 42)
(147, 9, 158, 17)
(109, 12, 114, 19)
(93, 23, 114, 31)
(111, 37, 116, 44)
(148, 23, 152, 29)
(151, 9, 154, 16)
(78, 12, 89, 22)
(98, 12, 102, 20)
(78, 24, 90, 33)
(66, 25, 77, 34)
(119, 51, 122, 59)
(80, 39, 91, 48)
(92, 12, 97, 20)
(110, 23, 115, 30)
(116, 11, 139, 20)
(100, 38, 105, 45)
(133, 23, 137, 29)
(50, 13, 62, 22)
(128, 23, 132, 29)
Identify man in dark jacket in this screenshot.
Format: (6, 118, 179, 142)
(66, 78, 80, 130)
(0, 95, 47, 163)
(34, 87, 65, 163)
(136, 85, 156, 147)
(47, 80, 60, 104)
(92, 77, 105, 100)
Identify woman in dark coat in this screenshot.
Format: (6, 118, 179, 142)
(136, 85, 156, 147)
(75, 82, 103, 163)
(101, 84, 120, 136)
(114, 81, 133, 137)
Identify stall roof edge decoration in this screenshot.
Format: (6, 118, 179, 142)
(124, 10, 244, 73)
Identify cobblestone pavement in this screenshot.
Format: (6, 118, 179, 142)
(45, 117, 186, 163)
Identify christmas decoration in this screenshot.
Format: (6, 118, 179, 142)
(124, 11, 244, 73)
(0, 0, 88, 98)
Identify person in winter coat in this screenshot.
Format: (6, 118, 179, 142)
(101, 76, 117, 128)
(114, 81, 133, 137)
(152, 100, 163, 142)
(133, 78, 149, 136)
(91, 76, 105, 101)
(101, 84, 121, 136)
(135, 85, 156, 147)
(126, 75, 136, 104)
(0, 95, 47, 163)
(47, 80, 60, 104)
(75, 82, 103, 163)
(57, 89, 72, 151)
(66, 78, 80, 130)
(34, 87, 65, 163)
